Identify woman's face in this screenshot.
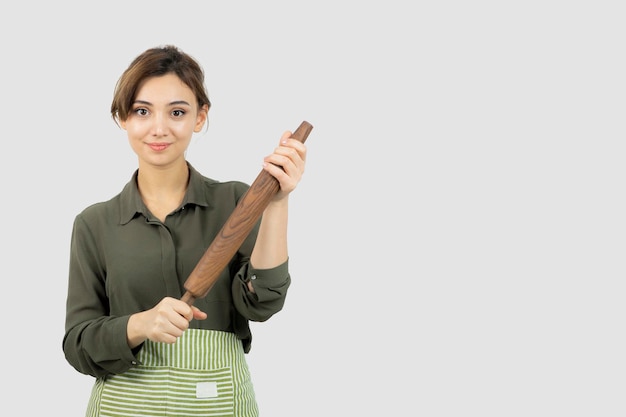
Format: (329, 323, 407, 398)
(121, 73, 208, 168)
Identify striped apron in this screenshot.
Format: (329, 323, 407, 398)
(85, 329, 258, 417)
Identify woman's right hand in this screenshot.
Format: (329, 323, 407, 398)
(126, 296, 207, 347)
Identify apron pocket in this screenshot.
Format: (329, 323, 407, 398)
(98, 365, 235, 417)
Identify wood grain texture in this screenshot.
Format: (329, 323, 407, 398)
(181, 121, 313, 305)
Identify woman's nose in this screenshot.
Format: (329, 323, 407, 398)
(152, 113, 169, 136)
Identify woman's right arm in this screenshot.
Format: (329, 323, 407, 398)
(62, 215, 138, 378)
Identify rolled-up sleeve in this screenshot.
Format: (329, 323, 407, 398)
(232, 259, 291, 322)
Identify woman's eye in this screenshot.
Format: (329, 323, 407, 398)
(172, 109, 186, 117)
(134, 108, 149, 116)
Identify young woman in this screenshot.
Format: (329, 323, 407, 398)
(63, 45, 307, 417)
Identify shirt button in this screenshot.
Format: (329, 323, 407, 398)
(131, 361, 137, 365)
(251, 275, 257, 280)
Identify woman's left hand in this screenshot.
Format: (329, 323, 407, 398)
(263, 130, 307, 201)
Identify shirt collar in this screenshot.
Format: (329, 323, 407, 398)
(119, 162, 212, 225)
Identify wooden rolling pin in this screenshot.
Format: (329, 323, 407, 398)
(181, 121, 313, 305)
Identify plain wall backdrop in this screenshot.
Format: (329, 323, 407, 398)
(0, 1, 624, 415)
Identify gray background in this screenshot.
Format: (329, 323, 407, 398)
(1, 1, 624, 415)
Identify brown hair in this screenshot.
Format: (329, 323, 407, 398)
(110, 45, 211, 125)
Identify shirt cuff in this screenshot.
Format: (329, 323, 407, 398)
(247, 258, 289, 286)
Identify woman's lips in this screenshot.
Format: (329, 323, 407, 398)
(148, 143, 170, 151)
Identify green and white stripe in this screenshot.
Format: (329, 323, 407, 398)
(86, 329, 258, 417)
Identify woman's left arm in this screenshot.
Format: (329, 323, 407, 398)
(249, 131, 307, 278)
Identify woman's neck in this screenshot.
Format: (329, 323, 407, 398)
(136, 161, 190, 221)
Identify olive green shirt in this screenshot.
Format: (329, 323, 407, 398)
(63, 163, 290, 378)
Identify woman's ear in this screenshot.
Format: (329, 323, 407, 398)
(194, 104, 209, 132)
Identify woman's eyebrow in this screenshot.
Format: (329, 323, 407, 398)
(132, 100, 192, 106)
(169, 100, 192, 106)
